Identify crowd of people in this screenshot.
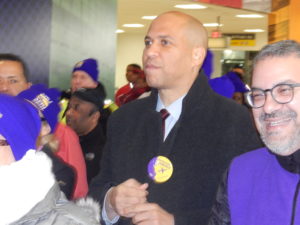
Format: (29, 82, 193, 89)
(1, 10, 300, 225)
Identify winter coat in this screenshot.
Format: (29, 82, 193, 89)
(89, 72, 262, 225)
(0, 150, 101, 225)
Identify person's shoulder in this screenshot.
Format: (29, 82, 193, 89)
(232, 147, 271, 168)
(115, 83, 130, 96)
(211, 92, 248, 113)
(55, 197, 100, 224)
(62, 198, 100, 225)
(55, 122, 78, 139)
(113, 94, 152, 117)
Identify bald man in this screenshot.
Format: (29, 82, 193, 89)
(89, 11, 262, 225)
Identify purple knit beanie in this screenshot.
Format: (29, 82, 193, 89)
(225, 72, 248, 93)
(18, 84, 61, 133)
(209, 76, 235, 98)
(0, 94, 41, 161)
(202, 49, 214, 79)
(72, 58, 99, 82)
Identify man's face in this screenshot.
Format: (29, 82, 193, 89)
(126, 65, 140, 83)
(71, 70, 97, 93)
(233, 68, 244, 76)
(233, 92, 244, 105)
(252, 55, 300, 156)
(0, 134, 15, 165)
(142, 14, 195, 92)
(66, 96, 97, 136)
(0, 60, 30, 96)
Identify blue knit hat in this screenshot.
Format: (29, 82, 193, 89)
(225, 71, 248, 93)
(72, 58, 99, 82)
(209, 76, 235, 98)
(0, 94, 41, 161)
(18, 84, 61, 133)
(202, 49, 214, 79)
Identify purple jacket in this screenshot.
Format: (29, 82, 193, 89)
(228, 148, 300, 225)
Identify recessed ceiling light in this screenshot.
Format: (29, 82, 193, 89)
(236, 14, 264, 18)
(142, 16, 157, 20)
(116, 29, 125, 33)
(174, 4, 207, 9)
(122, 24, 144, 28)
(244, 29, 264, 32)
(224, 49, 233, 55)
(203, 23, 223, 27)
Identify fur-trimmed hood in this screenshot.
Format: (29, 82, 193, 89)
(0, 150, 101, 225)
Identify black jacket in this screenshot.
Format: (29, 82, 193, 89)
(89, 72, 262, 225)
(80, 122, 106, 184)
(42, 145, 75, 199)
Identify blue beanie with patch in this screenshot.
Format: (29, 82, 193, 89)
(0, 94, 41, 161)
(72, 58, 99, 82)
(18, 84, 61, 133)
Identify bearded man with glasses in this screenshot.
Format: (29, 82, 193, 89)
(209, 40, 300, 225)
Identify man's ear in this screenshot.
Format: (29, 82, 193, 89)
(27, 82, 32, 89)
(91, 111, 100, 122)
(192, 47, 206, 67)
(40, 122, 51, 136)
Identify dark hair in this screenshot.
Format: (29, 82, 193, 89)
(0, 53, 29, 81)
(253, 40, 300, 68)
(233, 64, 243, 69)
(128, 63, 141, 70)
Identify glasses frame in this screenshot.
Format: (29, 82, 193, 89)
(245, 83, 300, 108)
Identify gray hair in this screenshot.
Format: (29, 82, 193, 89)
(253, 40, 300, 68)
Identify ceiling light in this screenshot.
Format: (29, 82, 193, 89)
(203, 23, 223, 27)
(123, 24, 144, 28)
(174, 4, 207, 9)
(224, 49, 233, 55)
(236, 14, 264, 18)
(142, 16, 157, 20)
(244, 29, 264, 32)
(116, 29, 125, 33)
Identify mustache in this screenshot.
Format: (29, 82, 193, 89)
(259, 110, 297, 122)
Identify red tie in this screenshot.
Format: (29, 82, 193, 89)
(160, 109, 170, 137)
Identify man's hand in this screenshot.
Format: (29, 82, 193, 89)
(106, 179, 148, 219)
(124, 202, 175, 225)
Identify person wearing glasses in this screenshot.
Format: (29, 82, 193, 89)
(209, 40, 300, 225)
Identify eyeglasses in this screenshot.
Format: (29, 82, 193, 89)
(245, 83, 300, 108)
(0, 139, 9, 146)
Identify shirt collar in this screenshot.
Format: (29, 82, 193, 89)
(156, 94, 186, 121)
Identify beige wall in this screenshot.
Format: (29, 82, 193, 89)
(115, 33, 144, 92)
(50, 0, 117, 98)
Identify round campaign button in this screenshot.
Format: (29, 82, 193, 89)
(147, 156, 173, 183)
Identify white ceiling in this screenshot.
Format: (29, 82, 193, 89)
(117, 0, 268, 36)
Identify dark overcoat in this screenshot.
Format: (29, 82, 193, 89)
(89, 73, 262, 225)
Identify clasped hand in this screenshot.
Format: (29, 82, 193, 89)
(106, 178, 174, 225)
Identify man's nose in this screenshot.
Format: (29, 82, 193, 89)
(144, 43, 159, 58)
(0, 80, 9, 93)
(263, 92, 283, 114)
